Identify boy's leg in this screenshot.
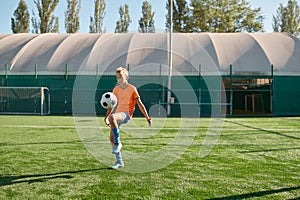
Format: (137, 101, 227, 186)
(109, 112, 127, 153)
(112, 152, 124, 169)
(109, 131, 124, 168)
(109, 112, 126, 143)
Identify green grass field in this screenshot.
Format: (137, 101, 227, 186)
(0, 115, 299, 199)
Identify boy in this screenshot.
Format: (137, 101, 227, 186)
(104, 67, 152, 169)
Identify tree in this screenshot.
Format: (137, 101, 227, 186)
(115, 4, 131, 33)
(189, 0, 264, 33)
(31, 0, 60, 33)
(89, 0, 106, 33)
(65, 0, 81, 33)
(11, 0, 30, 33)
(189, 0, 210, 32)
(273, 0, 300, 37)
(237, 0, 264, 32)
(166, 0, 191, 32)
(138, 1, 155, 33)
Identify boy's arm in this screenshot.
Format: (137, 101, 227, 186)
(104, 108, 113, 127)
(136, 98, 152, 126)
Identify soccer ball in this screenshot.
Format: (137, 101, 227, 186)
(100, 92, 118, 109)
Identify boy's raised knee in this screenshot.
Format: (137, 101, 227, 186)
(108, 114, 115, 123)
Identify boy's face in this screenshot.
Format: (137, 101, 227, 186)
(116, 72, 128, 85)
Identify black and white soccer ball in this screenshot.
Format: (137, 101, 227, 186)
(100, 92, 118, 109)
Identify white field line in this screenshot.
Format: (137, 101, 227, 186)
(0, 124, 202, 130)
(0, 124, 298, 131)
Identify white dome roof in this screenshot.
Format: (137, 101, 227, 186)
(0, 32, 299, 75)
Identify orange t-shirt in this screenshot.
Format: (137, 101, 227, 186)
(112, 84, 139, 117)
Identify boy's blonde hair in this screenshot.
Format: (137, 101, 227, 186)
(116, 67, 128, 77)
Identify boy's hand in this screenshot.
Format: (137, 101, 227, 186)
(147, 118, 152, 126)
(104, 118, 110, 127)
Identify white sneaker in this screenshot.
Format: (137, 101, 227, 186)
(112, 143, 122, 154)
(111, 162, 124, 169)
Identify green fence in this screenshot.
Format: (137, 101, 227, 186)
(273, 76, 300, 116)
(1, 73, 300, 116)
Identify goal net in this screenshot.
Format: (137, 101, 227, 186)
(0, 87, 50, 115)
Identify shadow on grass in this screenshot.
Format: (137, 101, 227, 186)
(209, 186, 300, 200)
(0, 168, 108, 186)
(239, 147, 300, 153)
(225, 120, 300, 140)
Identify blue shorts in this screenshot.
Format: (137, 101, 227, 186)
(118, 112, 131, 127)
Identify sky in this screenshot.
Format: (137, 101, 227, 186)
(0, 0, 298, 34)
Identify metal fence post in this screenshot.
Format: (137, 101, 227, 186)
(96, 64, 99, 79)
(230, 64, 233, 117)
(5, 64, 9, 86)
(270, 64, 274, 115)
(198, 64, 202, 117)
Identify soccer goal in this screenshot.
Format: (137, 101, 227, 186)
(0, 87, 50, 115)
